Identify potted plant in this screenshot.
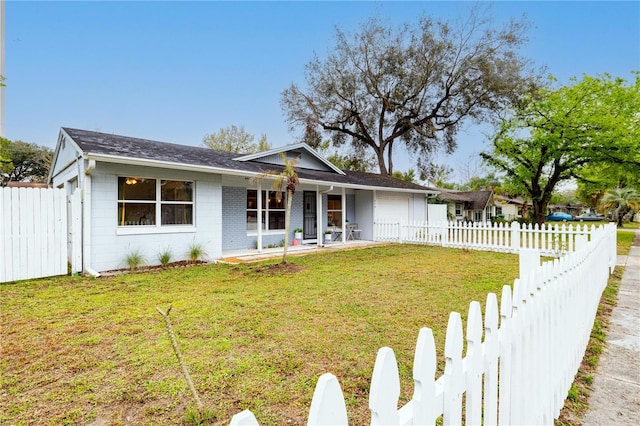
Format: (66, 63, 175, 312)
(324, 229, 333, 244)
(294, 228, 303, 240)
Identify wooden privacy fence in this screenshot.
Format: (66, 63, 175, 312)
(0, 187, 71, 282)
(375, 220, 604, 257)
(229, 223, 616, 425)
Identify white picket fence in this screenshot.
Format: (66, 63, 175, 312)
(0, 187, 70, 282)
(375, 220, 601, 257)
(229, 223, 616, 425)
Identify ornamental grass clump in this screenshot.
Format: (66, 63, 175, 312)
(124, 248, 145, 272)
(188, 242, 206, 263)
(158, 247, 173, 267)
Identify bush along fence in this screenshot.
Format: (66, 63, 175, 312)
(374, 220, 612, 258)
(228, 223, 617, 425)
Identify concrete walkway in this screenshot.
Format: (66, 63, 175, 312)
(583, 229, 640, 425)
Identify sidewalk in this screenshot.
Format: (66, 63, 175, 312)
(582, 229, 640, 425)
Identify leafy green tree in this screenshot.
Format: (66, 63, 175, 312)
(326, 151, 377, 172)
(421, 163, 454, 188)
(1, 137, 12, 176)
(202, 125, 271, 154)
(462, 173, 503, 192)
(482, 73, 640, 225)
(599, 188, 640, 227)
(576, 161, 640, 208)
(281, 8, 538, 175)
(392, 169, 417, 183)
(1, 140, 53, 186)
(256, 134, 271, 152)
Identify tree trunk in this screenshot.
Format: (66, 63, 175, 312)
(532, 199, 547, 226)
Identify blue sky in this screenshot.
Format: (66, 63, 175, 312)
(4, 1, 640, 182)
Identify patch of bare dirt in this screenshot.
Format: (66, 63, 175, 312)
(250, 262, 306, 275)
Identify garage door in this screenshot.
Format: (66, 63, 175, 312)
(376, 193, 411, 223)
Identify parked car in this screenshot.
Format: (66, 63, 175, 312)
(575, 212, 605, 222)
(545, 212, 573, 222)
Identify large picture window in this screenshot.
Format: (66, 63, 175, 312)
(118, 177, 193, 227)
(327, 195, 342, 226)
(246, 189, 285, 231)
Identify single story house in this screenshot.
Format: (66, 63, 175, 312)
(493, 195, 525, 220)
(438, 189, 495, 222)
(49, 128, 438, 273)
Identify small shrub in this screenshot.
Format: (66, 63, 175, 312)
(124, 249, 145, 271)
(158, 248, 173, 267)
(188, 242, 206, 263)
(567, 383, 580, 402)
(184, 406, 215, 425)
(584, 374, 594, 385)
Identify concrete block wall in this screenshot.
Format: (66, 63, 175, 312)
(221, 187, 305, 251)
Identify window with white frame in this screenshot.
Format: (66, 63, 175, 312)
(455, 203, 462, 216)
(246, 189, 286, 231)
(474, 210, 482, 222)
(327, 195, 342, 226)
(118, 177, 193, 227)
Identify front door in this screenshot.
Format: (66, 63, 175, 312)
(303, 191, 317, 239)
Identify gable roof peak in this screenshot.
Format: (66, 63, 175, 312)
(234, 142, 345, 175)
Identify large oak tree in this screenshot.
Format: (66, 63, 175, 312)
(482, 73, 640, 224)
(281, 7, 538, 175)
(1, 139, 53, 186)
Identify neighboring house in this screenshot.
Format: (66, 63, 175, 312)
(493, 195, 525, 220)
(438, 189, 495, 222)
(48, 128, 438, 273)
(548, 203, 582, 217)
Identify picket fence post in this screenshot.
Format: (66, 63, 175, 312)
(483, 293, 499, 426)
(510, 221, 520, 252)
(369, 347, 400, 425)
(405, 327, 438, 425)
(443, 312, 464, 425)
(465, 301, 483, 425)
(308, 373, 348, 425)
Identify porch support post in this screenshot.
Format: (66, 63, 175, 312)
(316, 185, 323, 246)
(341, 187, 346, 243)
(372, 190, 377, 241)
(257, 183, 263, 252)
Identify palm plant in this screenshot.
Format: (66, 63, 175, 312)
(254, 153, 299, 264)
(599, 187, 640, 227)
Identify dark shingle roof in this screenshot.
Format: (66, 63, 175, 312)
(439, 189, 493, 209)
(62, 128, 434, 192)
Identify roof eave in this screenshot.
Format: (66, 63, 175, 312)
(86, 153, 437, 194)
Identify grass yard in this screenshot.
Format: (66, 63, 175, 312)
(617, 229, 637, 255)
(1, 244, 519, 425)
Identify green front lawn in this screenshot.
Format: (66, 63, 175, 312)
(617, 230, 636, 255)
(1, 245, 519, 425)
